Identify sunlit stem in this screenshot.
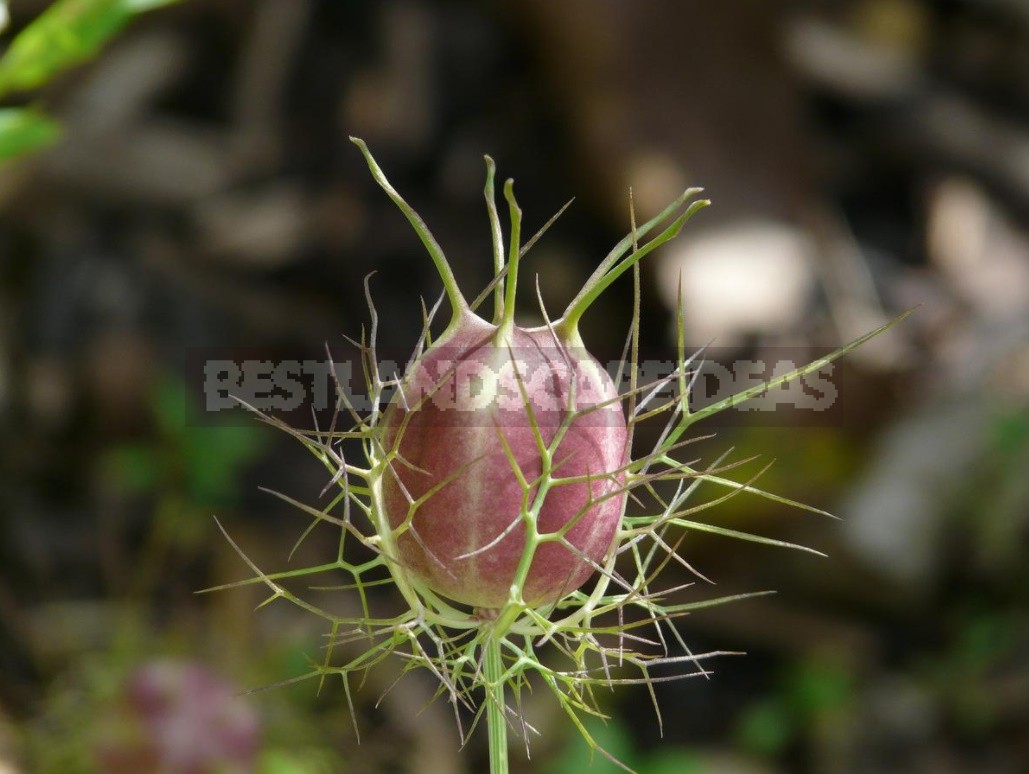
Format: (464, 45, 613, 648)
(485, 637, 509, 774)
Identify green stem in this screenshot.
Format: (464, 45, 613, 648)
(500, 179, 522, 332)
(350, 137, 468, 329)
(558, 187, 703, 338)
(559, 197, 709, 338)
(485, 636, 509, 774)
(484, 156, 506, 325)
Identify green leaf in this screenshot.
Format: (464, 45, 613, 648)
(548, 716, 636, 773)
(787, 661, 854, 716)
(144, 374, 270, 504)
(258, 748, 332, 774)
(101, 443, 159, 493)
(643, 749, 704, 774)
(183, 423, 269, 504)
(0, 0, 180, 98)
(153, 375, 187, 440)
(0, 107, 60, 161)
(123, 0, 179, 10)
(735, 697, 795, 757)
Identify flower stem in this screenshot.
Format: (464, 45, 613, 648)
(485, 636, 508, 774)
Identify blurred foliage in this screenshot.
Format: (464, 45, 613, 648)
(735, 659, 856, 759)
(548, 716, 707, 774)
(102, 376, 270, 507)
(0, 105, 59, 159)
(0, 0, 179, 161)
(18, 375, 291, 772)
(972, 406, 1029, 570)
(923, 605, 1026, 739)
(23, 632, 343, 773)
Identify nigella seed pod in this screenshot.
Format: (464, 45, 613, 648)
(221, 136, 906, 769)
(381, 313, 629, 610)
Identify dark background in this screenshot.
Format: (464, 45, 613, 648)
(1, 1, 1028, 772)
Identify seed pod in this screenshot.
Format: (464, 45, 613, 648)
(381, 312, 628, 610)
(219, 138, 906, 769)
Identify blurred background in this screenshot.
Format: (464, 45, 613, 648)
(1, 0, 1028, 772)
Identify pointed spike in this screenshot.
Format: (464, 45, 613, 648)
(667, 307, 918, 445)
(520, 197, 574, 258)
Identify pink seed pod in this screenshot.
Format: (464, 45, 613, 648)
(221, 138, 904, 769)
(344, 138, 705, 616)
(381, 313, 629, 610)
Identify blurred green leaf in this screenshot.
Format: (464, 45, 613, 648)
(0, 106, 60, 160)
(548, 716, 636, 773)
(644, 749, 705, 774)
(153, 374, 187, 439)
(259, 748, 336, 774)
(735, 697, 794, 758)
(991, 409, 1029, 458)
(0, 0, 128, 96)
(0, 0, 180, 98)
(954, 612, 1012, 674)
(123, 0, 179, 10)
(103, 375, 269, 505)
(736, 659, 854, 760)
(183, 424, 269, 504)
(787, 661, 853, 716)
(102, 443, 159, 493)
(154, 375, 269, 504)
